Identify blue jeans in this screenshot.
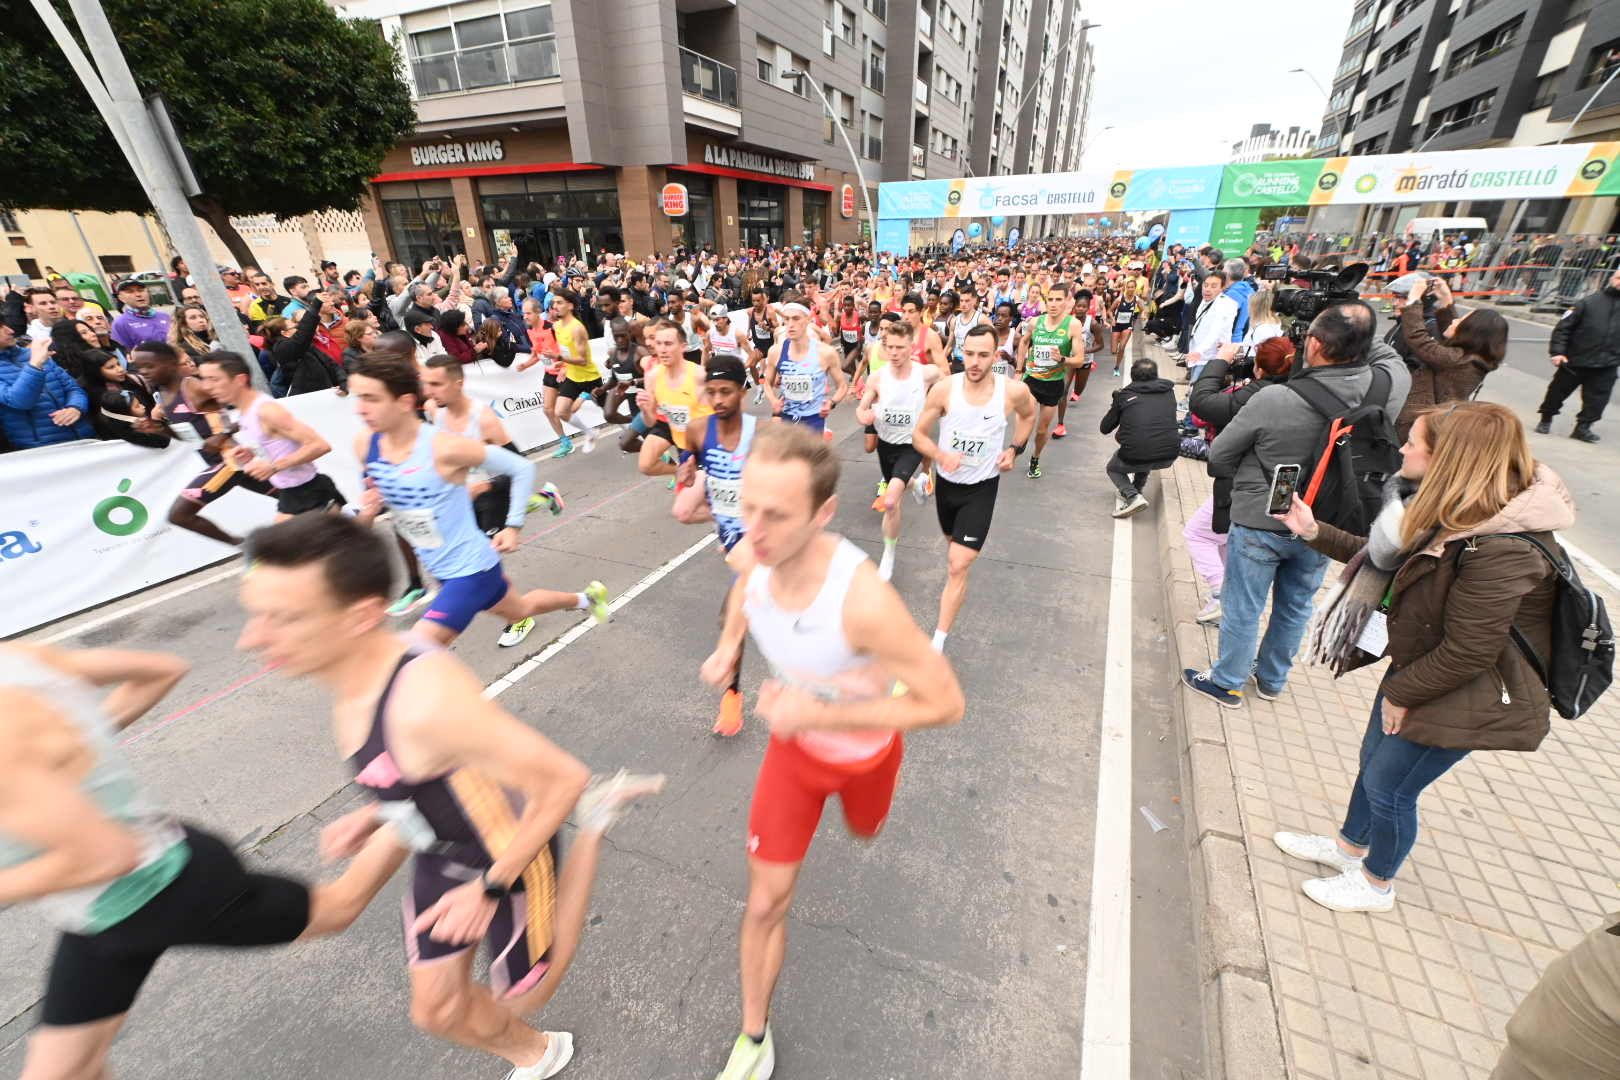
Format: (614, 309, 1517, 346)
(1210, 523, 1330, 692)
(1342, 694, 1471, 880)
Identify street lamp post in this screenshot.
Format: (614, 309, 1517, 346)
(1077, 125, 1115, 170)
(1288, 67, 1329, 98)
(783, 70, 877, 249)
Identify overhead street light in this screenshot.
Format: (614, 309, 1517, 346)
(1288, 67, 1329, 98)
(782, 69, 876, 245)
(1077, 125, 1115, 169)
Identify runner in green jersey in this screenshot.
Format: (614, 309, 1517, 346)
(1015, 281, 1088, 478)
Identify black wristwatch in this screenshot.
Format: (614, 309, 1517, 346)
(480, 870, 511, 900)
(1011, 442, 1027, 458)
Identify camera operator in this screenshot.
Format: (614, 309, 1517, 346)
(1393, 277, 1506, 440)
(1183, 301, 1411, 709)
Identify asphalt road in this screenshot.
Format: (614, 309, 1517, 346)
(0, 371, 1203, 1079)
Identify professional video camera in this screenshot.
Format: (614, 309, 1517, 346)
(1262, 261, 1369, 348)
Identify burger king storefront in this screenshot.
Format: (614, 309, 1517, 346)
(362, 128, 866, 267)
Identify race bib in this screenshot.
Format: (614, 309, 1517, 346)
(992, 356, 1013, 377)
(841, 329, 859, 344)
(877, 406, 915, 439)
(665, 404, 691, 429)
(393, 507, 444, 549)
(782, 373, 815, 402)
(707, 474, 742, 515)
(948, 429, 992, 464)
(1030, 344, 1058, 371)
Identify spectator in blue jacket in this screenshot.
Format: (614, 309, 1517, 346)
(1223, 258, 1255, 343)
(0, 326, 95, 450)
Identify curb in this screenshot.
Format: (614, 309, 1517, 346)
(1147, 347, 1289, 1080)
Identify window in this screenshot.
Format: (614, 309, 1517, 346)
(1364, 87, 1399, 119)
(821, 86, 854, 141)
(1530, 68, 1565, 109)
(405, 3, 558, 96)
(1564, 0, 1595, 29)
(756, 52, 774, 82)
(100, 255, 135, 275)
(0, 210, 17, 232)
(1445, 16, 1522, 78)
(863, 111, 884, 160)
(1390, 0, 1425, 23)
(838, 2, 855, 43)
(1375, 31, 1418, 73)
(1579, 40, 1620, 90)
(866, 42, 885, 92)
(1423, 89, 1495, 140)
(754, 36, 805, 90)
(865, 0, 886, 20)
(1463, 0, 1494, 15)
(16, 258, 40, 280)
(1352, 134, 1386, 154)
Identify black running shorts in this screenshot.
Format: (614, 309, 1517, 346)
(1024, 376, 1066, 409)
(42, 826, 311, 1027)
(934, 475, 999, 551)
(274, 472, 346, 516)
(876, 439, 923, 485)
(558, 377, 602, 401)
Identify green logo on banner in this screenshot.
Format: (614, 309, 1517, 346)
(947, 189, 962, 206)
(93, 478, 149, 537)
(1109, 181, 1128, 199)
(1581, 159, 1607, 181)
(1355, 174, 1378, 193)
(1317, 171, 1340, 192)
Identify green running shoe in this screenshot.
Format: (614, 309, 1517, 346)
(713, 1026, 774, 1080)
(584, 580, 610, 624)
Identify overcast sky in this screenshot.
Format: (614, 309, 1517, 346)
(1077, 0, 1356, 170)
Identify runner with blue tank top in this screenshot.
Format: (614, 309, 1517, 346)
(763, 301, 847, 439)
(347, 352, 610, 650)
(0, 643, 401, 1078)
(673, 355, 759, 737)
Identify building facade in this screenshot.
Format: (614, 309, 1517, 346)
(1229, 123, 1316, 164)
(1313, 0, 1620, 235)
(345, 0, 1094, 265)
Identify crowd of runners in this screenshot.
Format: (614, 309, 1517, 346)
(3, 234, 1172, 1080)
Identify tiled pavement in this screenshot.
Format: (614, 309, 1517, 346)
(1157, 418, 1620, 1080)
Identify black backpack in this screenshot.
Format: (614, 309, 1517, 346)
(1289, 367, 1402, 534)
(1458, 534, 1613, 719)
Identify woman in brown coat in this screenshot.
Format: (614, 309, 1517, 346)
(1394, 276, 1508, 438)
(1269, 402, 1575, 913)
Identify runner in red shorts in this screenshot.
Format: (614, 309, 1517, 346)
(700, 422, 964, 1079)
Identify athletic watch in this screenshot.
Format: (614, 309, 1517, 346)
(480, 870, 511, 900)
(1011, 442, 1027, 458)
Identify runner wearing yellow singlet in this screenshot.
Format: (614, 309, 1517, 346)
(636, 319, 712, 481)
(549, 291, 600, 458)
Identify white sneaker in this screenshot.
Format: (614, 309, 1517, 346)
(1111, 493, 1129, 517)
(498, 617, 536, 648)
(1302, 865, 1395, 913)
(1273, 831, 1364, 874)
(714, 1026, 775, 1080)
(1194, 597, 1222, 625)
(1114, 493, 1149, 518)
(580, 424, 596, 454)
(575, 769, 666, 833)
(877, 545, 895, 582)
(505, 1032, 574, 1079)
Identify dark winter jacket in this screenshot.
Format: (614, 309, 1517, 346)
(272, 305, 345, 396)
(1189, 357, 1290, 532)
(1099, 377, 1179, 463)
(1396, 303, 1500, 437)
(1307, 464, 1573, 752)
(1548, 285, 1620, 369)
(0, 346, 95, 449)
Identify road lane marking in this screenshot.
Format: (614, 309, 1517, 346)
(1080, 352, 1134, 1079)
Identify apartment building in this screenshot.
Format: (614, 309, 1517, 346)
(1229, 123, 1317, 164)
(340, 0, 1094, 265)
(1314, 0, 1620, 234)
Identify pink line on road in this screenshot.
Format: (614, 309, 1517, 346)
(120, 663, 281, 749)
(518, 474, 657, 549)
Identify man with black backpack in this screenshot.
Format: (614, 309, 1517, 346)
(1185, 300, 1411, 708)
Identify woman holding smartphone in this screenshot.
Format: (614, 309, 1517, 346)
(1269, 402, 1572, 913)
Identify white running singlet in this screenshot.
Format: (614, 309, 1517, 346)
(873, 363, 927, 446)
(936, 373, 1007, 486)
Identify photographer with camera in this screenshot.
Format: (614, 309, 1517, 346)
(1184, 300, 1410, 709)
(1394, 277, 1506, 441)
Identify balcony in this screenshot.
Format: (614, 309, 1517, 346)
(1344, 6, 1376, 43)
(679, 47, 738, 107)
(914, 77, 930, 110)
(911, 144, 926, 178)
(918, 7, 932, 38)
(410, 36, 561, 96)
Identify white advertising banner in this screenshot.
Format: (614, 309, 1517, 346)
(3, 342, 614, 637)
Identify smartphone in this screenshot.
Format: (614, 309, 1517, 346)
(1232, 344, 1256, 360)
(1268, 463, 1302, 516)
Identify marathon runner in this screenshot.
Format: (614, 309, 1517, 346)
(762, 302, 848, 440)
(348, 352, 609, 650)
(702, 307, 747, 366)
(131, 341, 273, 547)
(942, 286, 990, 373)
(672, 354, 759, 737)
(854, 319, 940, 581)
(237, 513, 663, 1080)
(1108, 278, 1141, 378)
(2, 642, 400, 1080)
(546, 289, 599, 459)
(597, 318, 651, 452)
(1014, 281, 1087, 478)
(195, 352, 347, 520)
(834, 293, 864, 376)
(990, 302, 1019, 377)
(741, 288, 779, 396)
(911, 324, 1037, 652)
(699, 422, 964, 1080)
(899, 292, 952, 378)
(637, 319, 711, 480)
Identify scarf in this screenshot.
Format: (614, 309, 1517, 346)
(1306, 476, 1415, 676)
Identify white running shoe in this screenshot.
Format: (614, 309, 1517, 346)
(1195, 597, 1222, 625)
(1116, 493, 1149, 518)
(877, 545, 895, 582)
(504, 1032, 574, 1079)
(580, 424, 596, 454)
(498, 618, 536, 648)
(1302, 865, 1395, 913)
(1273, 831, 1364, 874)
(909, 471, 930, 505)
(575, 769, 666, 833)
(714, 1027, 775, 1080)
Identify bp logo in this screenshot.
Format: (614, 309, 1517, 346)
(1317, 170, 1340, 192)
(93, 478, 150, 537)
(1581, 158, 1607, 181)
(1108, 181, 1128, 199)
(946, 189, 962, 206)
(1354, 174, 1378, 194)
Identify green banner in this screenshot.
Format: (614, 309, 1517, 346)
(1218, 160, 1330, 208)
(1210, 207, 1263, 252)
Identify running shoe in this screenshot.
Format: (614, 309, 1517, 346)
(580, 424, 597, 453)
(1194, 596, 1222, 625)
(909, 471, 930, 504)
(662, 449, 679, 467)
(539, 481, 565, 515)
(575, 769, 667, 833)
(714, 688, 744, 737)
(551, 436, 574, 459)
(1112, 367, 1121, 377)
(822, 428, 834, 443)
(1273, 832, 1364, 874)
(1051, 424, 1067, 439)
(871, 480, 888, 512)
(1114, 493, 1149, 518)
(714, 1027, 775, 1080)
(1181, 668, 1242, 709)
(1026, 460, 1042, 479)
(505, 1032, 574, 1079)
(1068, 391, 1080, 403)
(584, 580, 610, 624)
(498, 618, 536, 648)
(385, 586, 433, 617)
(1302, 866, 1395, 913)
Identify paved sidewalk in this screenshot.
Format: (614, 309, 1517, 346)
(1154, 377, 1620, 1079)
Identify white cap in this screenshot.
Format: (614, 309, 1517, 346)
(543, 272, 558, 285)
(710, 306, 729, 320)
